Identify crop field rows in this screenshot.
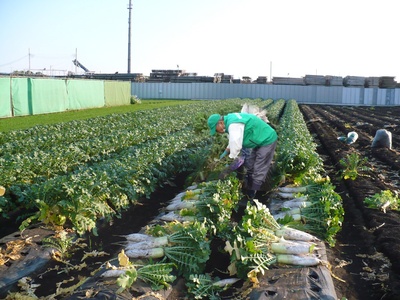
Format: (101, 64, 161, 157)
(1, 100, 399, 300)
(300, 104, 400, 300)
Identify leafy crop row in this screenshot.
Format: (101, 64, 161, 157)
(275, 99, 324, 182)
(272, 99, 343, 246)
(0, 98, 267, 234)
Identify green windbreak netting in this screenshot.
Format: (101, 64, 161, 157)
(30, 78, 68, 115)
(67, 79, 105, 110)
(11, 78, 30, 116)
(104, 81, 130, 106)
(3, 77, 128, 118)
(0, 77, 12, 118)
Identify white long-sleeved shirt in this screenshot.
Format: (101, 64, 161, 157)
(227, 123, 245, 159)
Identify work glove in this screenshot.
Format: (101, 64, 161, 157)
(219, 169, 231, 180)
(218, 156, 244, 180)
(228, 156, 245, 171)
(219, 150, 229, 160)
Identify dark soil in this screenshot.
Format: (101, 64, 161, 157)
(0, 175, 189, 299)
(1, 105, 400, 300)
(299, 104, 400, 300)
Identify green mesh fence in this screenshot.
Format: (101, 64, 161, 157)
(104, 80, 130, 106)
(67, 79, 104, 110)
(0, 77, 130, 118)
(0, 78, 12, 118)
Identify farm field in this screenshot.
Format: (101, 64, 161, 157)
(0, 101, 399, 300)
(0, 99, 195, 132)
(299, 104, 400, 300)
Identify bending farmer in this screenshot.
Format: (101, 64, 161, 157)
(207, 112, 278, 202)
(372, 129, 392, 149)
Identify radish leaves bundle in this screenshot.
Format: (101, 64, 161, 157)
(123, 221, 211, 278)
(101, 250, 176, 293)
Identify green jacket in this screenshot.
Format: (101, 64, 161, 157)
(224, 113, 277, 148)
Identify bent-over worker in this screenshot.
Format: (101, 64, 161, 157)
(207, 112, 278, 203)
(372, 129, 392, 149)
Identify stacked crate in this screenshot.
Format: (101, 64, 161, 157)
(379, 76, 397, 88)
(325, 75, 343, 86)
(365, 77, 380, 87)
(148, 69, 184, 82)
(256, 76, 268, 84)
(272, 77, 305, 85)
(304, 75, 326, 86)
(343, 76, 366, 87)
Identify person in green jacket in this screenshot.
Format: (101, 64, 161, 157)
(207, 112, 278, 205)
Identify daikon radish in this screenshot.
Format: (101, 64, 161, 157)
(101, 269, 127, 278)
(165, 200, 197, 211)
(281, 201, 311, 209)
(212, 278, 241, 287)
(278, 186, 307, 193)
(273, 207, 301, 219)
(281, 195, 308, 203)
(166, 197, 182, 206)
(125, 236, 169, 250)
(159, 211, 195, 222)
(277, 192, 296, 199)
(171, 192, 186, 202)
(381, 200, 391, 213)
(188, 188, 202, 193)
(275, 226, 320, 242)
(121, 233, 152, 242)
(276, 254, 321, 266)
(273, 212, 302, 221)
(127, 237, 168, 249)
(184, 195, 200, 201)
(125, 248, 165, 259)
(271, 240, 314, 255)
(182, 188, 202, 200)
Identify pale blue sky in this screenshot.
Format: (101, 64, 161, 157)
(1, 0, 399, 81)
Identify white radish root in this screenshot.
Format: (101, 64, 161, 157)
(101, 269, 127, 278)
(125, 236, 169, 250)
(276, 254, 321, 266)
(273, 212, 302, 221)
(121, 233, 152, 242)
(281, 201, 311, 209)
(212, 278, 241, 287)
(271, 240, 314, 255)
(278, 186, 307, 193)
(277, 192, 296, 199)
(275, 226, 320, 242)
(165, 200, 197, 211)
(159, 211, 195, 222)
(125, 248, 165, 259)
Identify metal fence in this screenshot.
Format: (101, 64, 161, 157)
(131, 82, 400, 106)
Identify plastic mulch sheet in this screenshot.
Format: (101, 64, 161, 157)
(249, 264, 337, 300)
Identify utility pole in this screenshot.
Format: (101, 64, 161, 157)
(270, 61, 272, 83)
(28, 48, 31, 72)
(127, 0, 132, 74)
(75, 48, 78, 74)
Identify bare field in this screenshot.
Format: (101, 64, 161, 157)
(300, 104, 400, 300)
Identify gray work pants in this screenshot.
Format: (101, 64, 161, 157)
(245, 141, 277, 191)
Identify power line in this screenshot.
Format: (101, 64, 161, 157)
(0, 55, 28, 67)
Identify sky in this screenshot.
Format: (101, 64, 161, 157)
(1, 0, 399, 81)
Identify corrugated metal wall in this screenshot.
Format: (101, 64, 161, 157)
(131, 82, 400, 106)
